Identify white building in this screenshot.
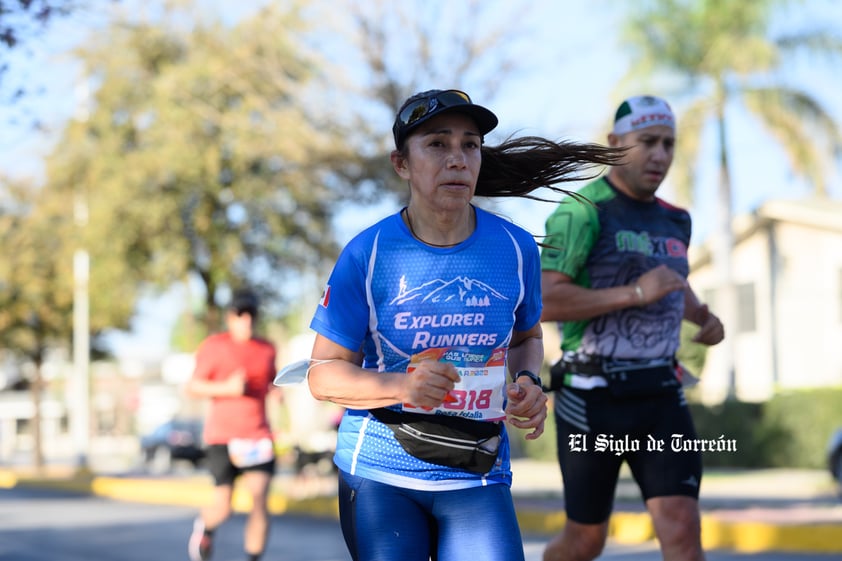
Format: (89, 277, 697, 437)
(688, 199, 842, 403)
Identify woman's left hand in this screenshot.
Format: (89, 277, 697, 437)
(504, 382, 548, 440)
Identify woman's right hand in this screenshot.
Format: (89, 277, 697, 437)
(404, 360, 461, 408)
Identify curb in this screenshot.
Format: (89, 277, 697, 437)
(2, 469, 840, 554)
(514, 506, 842, 554)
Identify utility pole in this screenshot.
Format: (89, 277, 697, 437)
(72, 245, 90, 471)
(72, 80, 91, 472)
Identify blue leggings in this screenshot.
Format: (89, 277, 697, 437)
(338, 470, 525, 561)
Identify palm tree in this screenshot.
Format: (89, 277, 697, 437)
(618, 0, 842, 397)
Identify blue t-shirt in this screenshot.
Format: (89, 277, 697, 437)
(310, 205, 542, 491)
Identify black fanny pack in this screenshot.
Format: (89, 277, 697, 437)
(550, 354, 680, 398)
(601, 359, 680, 398)
(370, 408, 502, 474)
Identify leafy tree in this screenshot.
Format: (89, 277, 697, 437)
(0, 178, 74, 469)
(619, 0, 842, 394)
(42, 0, 539, 334)
(44, 2, 350, 332)
(1, 1, 111, 122)
(621, 0, 842, 205)
(0, 0, 76, 50)
(305, 0, 546, 203)
(1, 122, 141, 469)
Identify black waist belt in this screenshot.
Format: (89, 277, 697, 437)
(369, 408, 502, 474)
(553, 354, 680, 398)
(562, 354, 675, 376)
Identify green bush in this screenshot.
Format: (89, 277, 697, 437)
(763, 389, 842, 468)
(689, 400, 791, 468)
(516, 388, 842, 469)
(689, 388, 842, 468)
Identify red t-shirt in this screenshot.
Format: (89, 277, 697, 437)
(192, 332, 277, 445)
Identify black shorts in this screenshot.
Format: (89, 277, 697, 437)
(553, 386, 702, 524)
(204, 444, 276, 487)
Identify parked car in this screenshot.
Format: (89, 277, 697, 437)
(828, 427, 842, 487)
(140, 418, 205, 474)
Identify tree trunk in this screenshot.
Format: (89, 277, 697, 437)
(200, 272, 221, 335)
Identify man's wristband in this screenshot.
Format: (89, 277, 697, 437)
(514, 370, 542, 388)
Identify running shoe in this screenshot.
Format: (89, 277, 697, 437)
(188, 517, 213, 561)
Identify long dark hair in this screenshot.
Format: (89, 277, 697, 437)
(476, 136, 625, 200)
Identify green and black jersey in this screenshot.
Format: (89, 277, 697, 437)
(540, 177, 692, 360)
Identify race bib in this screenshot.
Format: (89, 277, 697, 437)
(401, 347, 507, 421)
(227, 437, 275, 468)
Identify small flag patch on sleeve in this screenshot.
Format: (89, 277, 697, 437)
(319, 284, 331, 308)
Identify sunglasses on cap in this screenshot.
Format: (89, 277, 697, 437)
(393, 89, 498, 149)
(397, 89, 473, 129)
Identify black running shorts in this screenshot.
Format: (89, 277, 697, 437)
(553, 386, 702, 524)
(204, 444, 276, 487)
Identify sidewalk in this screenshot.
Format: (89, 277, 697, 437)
(2, 459, 840, 554)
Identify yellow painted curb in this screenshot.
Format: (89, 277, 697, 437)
(515, 508, 842, 554)
(701, 515, 842, 554)
(0, 469, 18, 489)
(609, 512, 655, 543)
(16, 474, 95, 493)
(517, 509, 656, 544)
(286, 496, 340, 519)
(516, 509, 566, 534)
(91, 477, 212, 507)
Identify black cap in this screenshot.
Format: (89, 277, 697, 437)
(392, 89, 498, 149)
(229, 289, 259, 316)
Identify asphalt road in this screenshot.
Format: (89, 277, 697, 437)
(1, 487, 838, 561)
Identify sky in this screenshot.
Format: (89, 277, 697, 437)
(1, 0, 841, 361)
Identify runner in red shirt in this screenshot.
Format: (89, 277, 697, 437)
(185, 288, 279, 561)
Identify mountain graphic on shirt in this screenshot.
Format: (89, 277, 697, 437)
(391, 276, 508, 307)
